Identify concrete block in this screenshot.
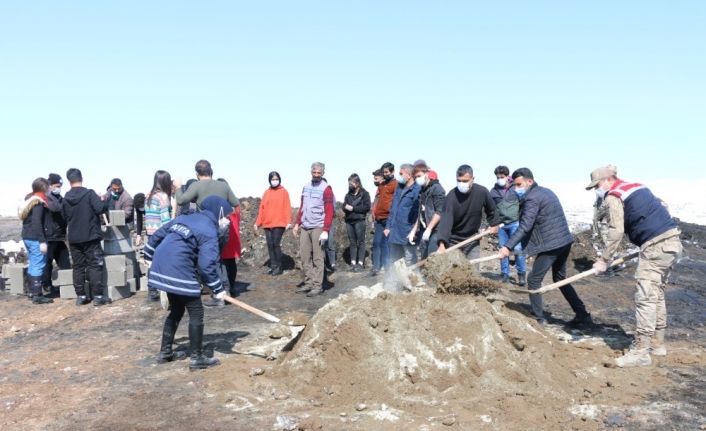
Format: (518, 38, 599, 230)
(102, 225, 130, 240)
(109, 210, 126, 226)
(103, 270, 126, 287)
(106, 285, 131, 300)
(127, 278, 137, 293)
(8, 282, 25, 295)
(104, 255, 126, 272)
(60, 285, 77, 299)
(103, 238, 133, 255)
(4, 264, 25, 285)
(140, 276, 148, 291)
(53, 269, 73, 286)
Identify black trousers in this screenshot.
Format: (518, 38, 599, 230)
(165, 293, 204, 354)
(346, 221, 367, 265)
(69, 239, 104, 298)
(527, 243, 589, 320)
(42, 240, 71, 288)
(220, 258, 237, 292)
(265, 227, 285, 270)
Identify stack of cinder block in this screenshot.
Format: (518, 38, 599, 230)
(101, 210, 142, 300)
(54, 269, 76, 298)
(2, 263, 27, 295)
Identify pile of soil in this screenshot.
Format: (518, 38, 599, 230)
(421, 249, 502, 295)
(272, 287, 651, 427)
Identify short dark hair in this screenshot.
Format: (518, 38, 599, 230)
(348, 173, 361, 185)
(381, 162, 395, 172)
(494, 165, 509, 176)
(110, 178, 123, 187)
(32, 177, 49, 193)
(372, 169, 383, 177)
(66, 168, 83, 183)
(512, 167, 534, 180)
(413, 164, 429, 175)
(195, 159, 213, 177)
(456, 164, 473, 177)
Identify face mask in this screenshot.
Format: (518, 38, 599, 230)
(457, 182, 470, 194)
(111, 191, 120, 199)
(270, 180, 280, 188)
(515, 187, 526, 197)
(51, 188, 61, 195)
(496, 178, 507, 187)
(595, 188, 607, 199)
(384, 174, 394, 182)
(396, 174, 406, 184)
(415, 176, 427, 187)
(373, 180, 381, 187)
(349, 183, 357, 192)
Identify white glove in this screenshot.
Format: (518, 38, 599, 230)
(253, 223, 258, 230)
(422, 229, 432, 242)
(39, 243, 47, 254)
(319, 231, 329, 246)
(407, 230, 416, 245)
(344, 204, 353, 211)
(215, 291, 226, 300)
(285, 223, 292, 230)
(593, 259, 608, 274)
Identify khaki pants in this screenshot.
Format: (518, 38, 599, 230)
(634, 228, 682, 336)
(300, 227, 325, 290)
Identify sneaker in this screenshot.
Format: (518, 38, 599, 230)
(31, 295, 53, 304)
(295, 285, 311, 294)
(148, 290, 161, 302)
(75, 295, 91, 306)
(306, 288, 323, 297)
(203, 297, 225, 307)
(93, 295, 112, 306)
(369, 268, 379, 277)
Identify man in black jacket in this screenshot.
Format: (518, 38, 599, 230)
(62, 168, 111, 306)
(499, 168, 592, 327)
(413, 163, 446, 259)
(43, 173, 71, 295)
(437, 165, 500, 265)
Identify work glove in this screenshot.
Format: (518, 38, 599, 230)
(593, 259, 608, 274)
(407, 230, 416, 245)
(215, 290, 226, 300)
(319, 231, 329, 246)
(39, 243, 47, 254)
(422, 229, 432, 243)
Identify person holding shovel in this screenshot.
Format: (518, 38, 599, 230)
(437, 164, 500, 269)
(586, 166, 682, 367)
(498, 168, 592, 328)
(145, 195, 232, 370)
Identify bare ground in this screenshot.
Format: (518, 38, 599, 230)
(1, 221, 705, 430)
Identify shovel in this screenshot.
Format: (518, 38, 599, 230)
(222, 296, 307, 349)
(393, 226, 503, 288)
(507, 252, 639, 295)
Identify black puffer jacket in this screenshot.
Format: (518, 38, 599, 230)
(62, 187, 108, 244)
(419, 180, 445, 229)
(343, 188, 371, 223)
(45, 192, 68, 241)
(505, 182, 573, 256)
(19, 196, 47, 242)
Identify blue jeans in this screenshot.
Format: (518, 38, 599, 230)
(498, 221, 526, 275)
(24, 240, 46, 277)
(372, 219, 390, 270)
(389, 243, 418, 266)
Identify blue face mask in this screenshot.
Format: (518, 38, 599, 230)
(515, 187, 526, 198)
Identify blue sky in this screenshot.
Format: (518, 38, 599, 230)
(1, 1, 704, 209)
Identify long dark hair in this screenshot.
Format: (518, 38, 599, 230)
(25, 177, 49, 200)
(148, 170, 172, 201)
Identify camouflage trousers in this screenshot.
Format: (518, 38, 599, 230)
(634, 228, 682, 336)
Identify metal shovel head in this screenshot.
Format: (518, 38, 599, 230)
(160, 290, 170, 310)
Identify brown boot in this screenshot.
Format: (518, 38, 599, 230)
(615, 335, 652, 368)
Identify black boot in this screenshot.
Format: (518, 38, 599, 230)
(518, 272, 526, 286)
(93, 295, 112, 306)
(188, 324, 220, 370)
(75, 295, 91, 306)
(157, 318, 187, 363)
(29, 276, 53, 304)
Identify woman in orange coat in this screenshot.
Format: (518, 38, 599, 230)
(254, 171, 292, 276)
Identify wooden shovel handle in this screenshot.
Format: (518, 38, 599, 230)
(412, 224, 503, 269)
(508, 252, 639, 295)
(223, 295, 281, 323)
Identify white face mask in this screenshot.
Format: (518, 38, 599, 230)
(51, 188, 62, 195)
(457, 182, 471, 194)
(396, 174, 406, 184)
(595, 188, 607, 199)
(415, 175, 427, 187)
(270, 180, 280, 188)
(496, 178, 507, 187)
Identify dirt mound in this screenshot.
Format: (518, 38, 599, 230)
(273, 287, 629, 426)
(422, 249, 502, 295)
